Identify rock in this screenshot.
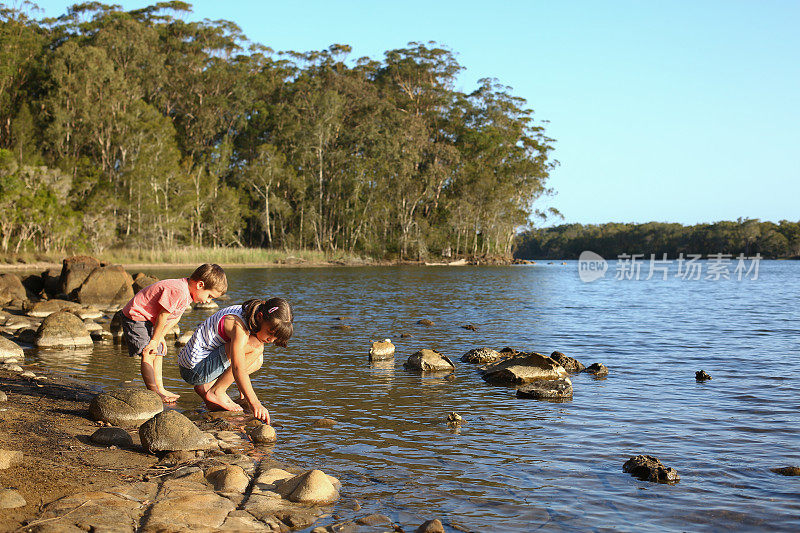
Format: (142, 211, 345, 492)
(313, 418, 337, 428)
(83, 320, 102, 332)
(623, 455, 680, 483)
(499, 347, 521, 357)
(446, 412, 463, 425)
(146, 490, 236, 530)
(356, 514, 392, 526)
(110, 310, 125, 342)
(404, 349, 455, 372)
(176, 331, 194, 346)
(193, 301, 219, 310)
(369, 339, 395, 361)
(20, 370, 35, 379)
(27, 299, 82, 317)
(77, 265, 134, 306)
(91, 329, 113, 343)
(550, 351, 585, 373)
(1, 364, 22, 372)
(771, 466, 800, 476)
(585, 362, 609, 377)
(274, 469, 340, 504)
(139, 410, 217, 452)
(696, 370, 712, 381)
(2, 315, 31, 330)
(0, 273, 26, 304)
(334, 324, 352, 331)
(21, 274, 44, 298)
(159, 450, 201, 465)
(416, 519, 445, 533)
(0, 390, 7, 401)
(253, 467, 294, 488)
(0, 449, 23, 469)
(461, 347, 501, 364)
(400, 332, 413, 338)
(132, 273, 159, 294)
(418, 319, 435, 326)
(516, 377, 573, 400)
(35, 311, 93, 348)
(248, 424, 277, 444)
(0, 488, 26, 508)
(0, 336, 23, 362)
(89, 388, 163, 426)
(75, 306, 103, 320)
(90, 427, 133, 447)
(42, 267, 62, 296)
(206, 464, 250, 493)
(15, 327, 37, 344)
(482, 352, 568, 385)
(461, 324, 478, 331)
(60, 255, 101, 296)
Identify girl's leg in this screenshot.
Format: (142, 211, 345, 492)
(198, 341, 263, 411)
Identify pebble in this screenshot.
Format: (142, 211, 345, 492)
(313, 418, 337, 428)
(696, 370, 712, 381)
(0, 449, 23, 469)
(0, 488, 26, 508)
(20, 370, 36, 379)
(416, 519, 445, 533)
(248, 424, 277, 444)
(584, 362, 609, 377)
(0, 390, 6, 402)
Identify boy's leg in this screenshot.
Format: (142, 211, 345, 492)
(142, 348, 179, 403)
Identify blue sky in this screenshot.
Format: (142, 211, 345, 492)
(32, 0, 800, 226)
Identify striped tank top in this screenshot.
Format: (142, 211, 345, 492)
(178, 305, 245, 369)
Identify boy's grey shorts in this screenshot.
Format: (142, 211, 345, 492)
(120, 314, 156, 357)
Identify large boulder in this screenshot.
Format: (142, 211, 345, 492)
(403, 349, 455, 372)
(0, 274, 26, 305)
(550, 351, 585, 373)
(21, 274, 44, 298)
(516, 377, 573, 400)
(132, 273, 159, 294)
(61, 255, 101, 296)
(482, 352, 568, 385)
(461, 347, 502, 364)
(139, 410, 217, 452)
(27, 299, 83, 317)
(35, 311, 93, 348)
(623, 455, 680, 483)
(78, 265, 134, 306)
(89, 388, 163, 426)
(369, 339, 395, 361)
(42, 267, 62, 297)
(0, 337, 23, 363)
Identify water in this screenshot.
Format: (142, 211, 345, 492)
(24, 261, 800, 531)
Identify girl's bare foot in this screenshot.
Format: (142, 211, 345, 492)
(152, 388, 179, 403)
(195, 385, 243, 412)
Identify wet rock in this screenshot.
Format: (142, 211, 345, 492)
(446, 412, 464, 425)
(623, 455, 680, 483)
(0, 390, 7, 402)
(89, 388, 163, 426)
(0, 449, 23, 469)
(369, 339, 395, 361)
(516, 377, 573, 400)
(400, 332, 413, 338)
(1, 363, 22, 372)
(356, 513, 392, 526)
(83, 320, 103, 333)
(461, 347, 501, 364)
(90, 427, 133, 447)
(313, 418, 337, 428)
(416, 519, 445, 533)
(482, 352, 568, 385)
(0, 336, 23, 362)
(418, 319, 435, 326)
(139, 410, 217, 452)
(696, 370, 712, 381)
(110, 310, 125, 343)
(35, 311, 93, 348)
(193, 301, 219, 310)
(404, 349, 455, 373)
(78, 265, 134, 306)
(20, 370, 35, 379)
(771, 466, 800, 476)
(585, 362, 609, 377)
(274, 469, 341, 504)
(91, 329, 113, 343)
(550, 351, 585, 373)
(27, 299, 82, 317)
(132, 273, 159, 294)
(60, 255, 101, 296)
(0, 488, 26, 509)
(248, 424, 277, 444)
(499, 346, 522, 357)
(147, 490, 236, 530)
(206, 464, 250, 493)
(75, 306, 103, 320)
(14, 327, 37, 344)
(176, 331, 193, 346)
(334, 324, 352, 331)
(461, 324, 478, 331)
(0, 273, 26, 304)
(42, 267, 62, 297)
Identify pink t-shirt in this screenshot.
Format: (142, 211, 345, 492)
(122, 278, 192, 323)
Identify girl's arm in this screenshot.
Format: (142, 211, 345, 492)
(225, 317, 270, 422)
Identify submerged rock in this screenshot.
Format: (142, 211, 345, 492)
(313, 418, 337, 428)
(139, 410, 217, 452)
(334, 324, 352, 331)
(516, 377, 573, 400)
(696, 370, 712, 381)
(90, 427, 133, 447)
(35, 311, 93, 348)
(461, 324, 478, 331)
(404, 349, 455, 373)
(482, 352, 567, 385)
(623, 455, 680, 483)
(771, 466, 800, 476)
(585, 362, 609, 377)
(369, 339, 395, 361)
(550, 351, 585, 373)
(418, 319, 435, 326)
(89, 388, 163, 426)
(461, 347, 501, 364)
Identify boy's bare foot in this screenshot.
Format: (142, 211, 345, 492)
(195, 385, 243, 412)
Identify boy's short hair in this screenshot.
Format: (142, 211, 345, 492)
(189, 264, 227, 293)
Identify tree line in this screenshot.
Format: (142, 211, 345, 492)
(0, 1, 556, 259)
(514, 219, 800, 260)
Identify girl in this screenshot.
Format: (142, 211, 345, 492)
(178, 297, 293, 423)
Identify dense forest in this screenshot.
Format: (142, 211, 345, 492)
(514, 219, 800, 260)
(0, 1, 556, 260)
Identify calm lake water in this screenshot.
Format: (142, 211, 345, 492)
(24, 261, 800, 532)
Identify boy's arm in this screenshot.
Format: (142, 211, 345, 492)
(228, 326, 270, 423)
(142, 309, 173, 356)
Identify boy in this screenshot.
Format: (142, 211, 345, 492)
(120, 263, 227, 403)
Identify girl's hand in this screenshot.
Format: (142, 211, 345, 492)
(249, 400, 270, 424)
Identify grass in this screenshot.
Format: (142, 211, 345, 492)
(0, 246, 370, 266)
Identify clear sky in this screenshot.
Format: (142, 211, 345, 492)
(30, 0, 800, 226)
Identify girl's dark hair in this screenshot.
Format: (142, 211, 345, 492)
(241, 297, 294, 347)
